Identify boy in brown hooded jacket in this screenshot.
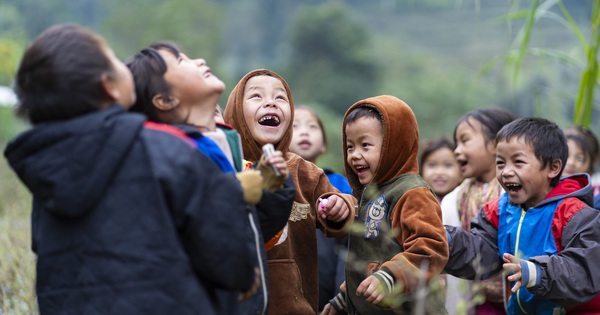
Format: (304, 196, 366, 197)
(224, 69, 357, 315)
(323, 95, 449, 315)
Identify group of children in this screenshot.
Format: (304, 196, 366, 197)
(5, 23, 600, 315)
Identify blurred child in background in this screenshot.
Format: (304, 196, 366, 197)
(441, 108, 516, 315)
(563, 126, 599, 209)
(289, 104, 352, 311)
(4, 23, 257, 315)
(419, 138, 462, 202)
(224, 69, 356, 315)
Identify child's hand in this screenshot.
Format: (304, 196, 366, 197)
(503, 253, 522, 292)
(256, 150, 288, 192)
(319, 195, 349, 222)
(321, 303, 338, 315)
(356, 275, 386, 304)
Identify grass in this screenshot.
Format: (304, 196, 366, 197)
(0, 106, 38, 315)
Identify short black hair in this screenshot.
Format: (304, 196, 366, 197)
(345, 105, 382, 126)
(127, 41, 181, 122)
(496, 117, 567, 187)
(15, 23, 113, 124)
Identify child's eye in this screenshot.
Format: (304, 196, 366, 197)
(309, 124, 319, 130)
(249, 93, 261, 99)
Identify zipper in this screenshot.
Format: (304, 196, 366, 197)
(514, 209, 528, 314)
(248, 212, 268, 315)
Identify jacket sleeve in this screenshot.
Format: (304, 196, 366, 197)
(377, 187, 448, 294)
(527, 203, 600, 307)
(444, 201, 503, 280)
(255, 175, 296, 241)
(157, 144, 256, 292)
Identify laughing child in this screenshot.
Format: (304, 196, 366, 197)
(444, 117, 600, 314)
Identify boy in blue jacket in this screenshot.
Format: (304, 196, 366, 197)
(444, 117, 600, 314)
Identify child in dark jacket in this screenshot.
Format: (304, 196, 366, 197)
(3, 23, 257, 315)
(126, 42, 295, 315)
(323, 95, 449, 315)
(444, 117, 600, 314)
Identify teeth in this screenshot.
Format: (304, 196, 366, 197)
(259, 115, 279, 124)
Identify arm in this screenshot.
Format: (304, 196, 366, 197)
(444, 201, 503, 280)
(371, 188, 448, 297)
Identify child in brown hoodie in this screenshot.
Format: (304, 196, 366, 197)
(323, 95, 449, 315)
(224, 69, 357, 315)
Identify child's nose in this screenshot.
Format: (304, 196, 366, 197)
(194, 58, 206, 66)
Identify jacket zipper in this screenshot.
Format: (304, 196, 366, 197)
(248, 213, 268, 315)
(514, 209, 528, 314)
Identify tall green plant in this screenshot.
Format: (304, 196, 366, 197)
(502, 0, 598, 127)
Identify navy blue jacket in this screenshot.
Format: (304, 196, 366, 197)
(4, 106, 256, 315)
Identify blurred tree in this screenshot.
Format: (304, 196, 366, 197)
(0, 2, 27, 86)
(282, 2, 380, 114)
(101, 0, 224, 63)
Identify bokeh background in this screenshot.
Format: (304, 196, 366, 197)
(0, 1, 598, 314)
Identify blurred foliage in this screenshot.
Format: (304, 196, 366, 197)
(282, 2, 380, 114)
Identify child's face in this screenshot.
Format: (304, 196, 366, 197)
(421, 147, 462, 199)
(104, 45, 136, 108)
(454, 118, 497, 183)
(242, 75, 291, 146)
(346, 116, 383, 185)
(564, 138, 591, 176)
(290, 108, 325, 163)
(158, 50, 224, 109)
(496, 137, 559, 209)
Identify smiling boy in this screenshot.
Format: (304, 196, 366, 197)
(444, 117, 600, 314)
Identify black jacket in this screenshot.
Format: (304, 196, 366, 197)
(4, 105, 256, 315)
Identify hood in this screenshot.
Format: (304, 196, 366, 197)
(343, 95, 420, 193)
(4, 105, 145, 218)
(223, 69, 294, 161)
(542, 172, 594, 207)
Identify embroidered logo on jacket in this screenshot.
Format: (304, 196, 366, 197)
(364, 195, 388, 238)
(289, 202, 310, 222)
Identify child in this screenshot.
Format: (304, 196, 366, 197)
(441, 108, 516, 315)
(444, 117, 600, 314)
(126, 42, 296, 315)
(223, 69, 357, 315)
(4, 23, 256, 315)
(323, 95, 449, 315)
(289, 104, 352, 311)
(563, 126, 600, 209)
(419, 138, 462, 202)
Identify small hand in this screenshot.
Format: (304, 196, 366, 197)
(503, 253, 522, 292)
(321, 303, 338, 315)
(356, 275, 386, 304)
(319, 195, 349, 222)
(264, 151, 288, 178)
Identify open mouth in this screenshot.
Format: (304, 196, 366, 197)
(505, 182, 522, 193)
(355, 165, 369, 175)
(298, 139, 311, 149)
(259, 115, 280, 127)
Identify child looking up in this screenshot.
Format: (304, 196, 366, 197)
(127, 43, 296, 315)
(441, 108, 516, 315)
(444, 117, 600, 314)
(419, 138, 462, 202)
(289, 104, 352, 311)
(4, 23, 256, 315)
(323, 95, 449, 315)
(224, 69, 357, 315)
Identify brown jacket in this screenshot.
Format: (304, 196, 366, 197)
(224, 69, 357, 315)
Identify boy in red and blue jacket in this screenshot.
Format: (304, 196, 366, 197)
(445, 117, 600, 314)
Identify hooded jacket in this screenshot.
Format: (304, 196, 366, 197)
(224, 69, 357, 315)
(339, 95, 449, 314)
(4, 105, 256, 315)
(445, 173, 600, 314)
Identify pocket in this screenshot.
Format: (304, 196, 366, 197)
(267, 258, 315, 314)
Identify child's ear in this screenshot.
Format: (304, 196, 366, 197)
(152, 93, 179, 111)
(100, 73, 121, 102)
(549, 159, 563, 179)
